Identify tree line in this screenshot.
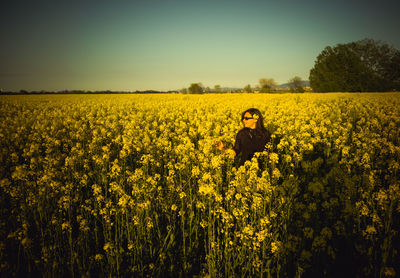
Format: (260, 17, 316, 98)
(185, 38, 399, 94)
(184, 76, 308, 94)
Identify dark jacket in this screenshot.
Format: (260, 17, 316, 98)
(233, 127, 271, 166)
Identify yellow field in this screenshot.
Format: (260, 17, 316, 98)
(1, 93, 399, 277)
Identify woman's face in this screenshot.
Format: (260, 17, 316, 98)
(242, 112, 257, 129)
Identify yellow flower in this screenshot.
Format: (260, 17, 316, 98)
(242, 225, 254, 237)
(383, 267, 396, 277)
(192, 166, 200, 177)
(271, 241, 280, 254)
(146, 219, 154, 229)
(269, 152, 279, 164)
(179, 192, 187, 199)
(199, 182, 215, 196)
(62, 222, 72, 233)
(365, 225, 377, 235)
(132, 216, 139, 225)
(103, 242, 114, 253)
(272, 168, 281, 179)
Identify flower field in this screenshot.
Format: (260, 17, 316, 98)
(0, 93, 399, 277)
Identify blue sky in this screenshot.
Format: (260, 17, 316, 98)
(1, 0, 400, 91)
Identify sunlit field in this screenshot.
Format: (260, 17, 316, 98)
(1, 93, 399, 277)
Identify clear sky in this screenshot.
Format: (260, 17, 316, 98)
(1, 0, 400, 92)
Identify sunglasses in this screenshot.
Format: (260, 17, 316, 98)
(243, 117, 254, 120)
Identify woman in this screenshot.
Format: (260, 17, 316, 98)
(216, 108, 271, 166)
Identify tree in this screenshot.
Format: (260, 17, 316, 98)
(288, 76, 305, 93)
(243, 84, 253, 93)
(188, 83, 204, 94)
(259, 78, 277, 93)
(309, 39, 400, 92)
(347, 39, 400, 91)
(214, 85, 222, 93)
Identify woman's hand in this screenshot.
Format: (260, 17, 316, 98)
(216, 140, 224, 151)
(214, 140, 236, 157)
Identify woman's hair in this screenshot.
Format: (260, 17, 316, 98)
(241, 108, 269, 137)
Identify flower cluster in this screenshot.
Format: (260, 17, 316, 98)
(0, 92, 399, 277)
